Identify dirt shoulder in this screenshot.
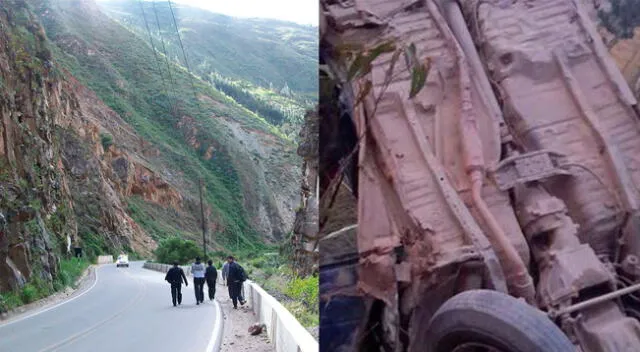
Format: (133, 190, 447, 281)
(217, 280, 273, 352)
(0, 265, 96, 323)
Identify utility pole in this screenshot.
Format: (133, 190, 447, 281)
(199, 178, 207, 259)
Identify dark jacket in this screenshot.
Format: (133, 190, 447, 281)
(227, 262, 246, 283)
(205, 265, 218, 284)
(165, 266, 188, 286)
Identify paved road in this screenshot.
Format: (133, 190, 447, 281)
(0, 261, 221, 352)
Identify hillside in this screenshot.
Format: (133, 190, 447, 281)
(41, 0, 303, 245)
(96, 0, 316, 141)
(590, 0, 640, 98)
(0, 0, 304, 293)
(97, 0, 318, 100)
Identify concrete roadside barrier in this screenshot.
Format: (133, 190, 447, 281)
(242, 279, 318, 352)
(97, 255, 113, 264)
(142, 262, 192, 275)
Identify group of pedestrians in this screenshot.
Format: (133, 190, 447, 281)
(164, 255, 247, 309)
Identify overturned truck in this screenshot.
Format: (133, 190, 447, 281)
(320, 0, 640, 351)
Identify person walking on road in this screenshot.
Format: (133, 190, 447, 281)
(165, 261, 188, 307)
(191, 257, 206, 305)
(221, 261, 229, 286)
(226, 256, 247, 309)
(205, 260, 218, 300)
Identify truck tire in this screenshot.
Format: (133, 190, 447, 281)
(425, 290, 574, 352)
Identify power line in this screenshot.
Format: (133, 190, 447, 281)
(138, 0, 175, 114)
(199, 178, 208, 258)
(167, 0, 202, 108)
(151, 0, 179, 117)
(167, 1, 193, 79)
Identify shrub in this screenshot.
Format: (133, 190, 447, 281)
(249, 257, 266, 268)
(0, 257, 88, 313)
(30, 273, 52, 297)
(284, 301, 319, 327)
(285, 274, 318, 312)
(0, 292, 23, 313)
(55, 257, 89, 289)
(263, 266, 276, 277)
(21, 284, 38, 303)
(79, 233, 108, 261)
(100, 133, 114, 150)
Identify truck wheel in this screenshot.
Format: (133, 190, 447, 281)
(425, 290, 574, 352)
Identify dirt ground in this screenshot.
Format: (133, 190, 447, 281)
(218, 280, 273, 352)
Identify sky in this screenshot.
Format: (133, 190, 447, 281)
(97, 0, 319, 26)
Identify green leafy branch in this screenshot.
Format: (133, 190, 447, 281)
(341, 41, 430, 101)
(319, 40, 431, 230)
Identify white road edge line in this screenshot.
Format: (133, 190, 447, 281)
(0, 265, 101, 328)
(206, 299, 224, 352)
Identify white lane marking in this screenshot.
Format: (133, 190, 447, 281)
(142, 264, 223, 351)
(206, 299, 224, 352)
(0, 265, 101, 328)
(37, 268, 147, 352)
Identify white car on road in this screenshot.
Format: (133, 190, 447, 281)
(116, 254, 129, 268)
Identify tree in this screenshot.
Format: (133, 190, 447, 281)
(154, 237, 202, 264)
(599, 0, 640, 39)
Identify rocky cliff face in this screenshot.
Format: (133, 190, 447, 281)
(0, 1, 170, 292)
(54, 75, 163, 257)
(0, 1, 79, 291)
(290, 109, 319, 276)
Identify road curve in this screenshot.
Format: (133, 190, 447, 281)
(0, 261, 222, 352)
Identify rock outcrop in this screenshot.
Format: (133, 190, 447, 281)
(290, 109, 319, 276)
(0, 1, 162, 291)
(0, 1, 76, 292)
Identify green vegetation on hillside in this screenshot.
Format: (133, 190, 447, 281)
(126, 196, 193, 240)
(0, 257, 89, 313)
(211, 75, 289, 126)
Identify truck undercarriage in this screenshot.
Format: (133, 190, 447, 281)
(320, 0, 640, 351)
